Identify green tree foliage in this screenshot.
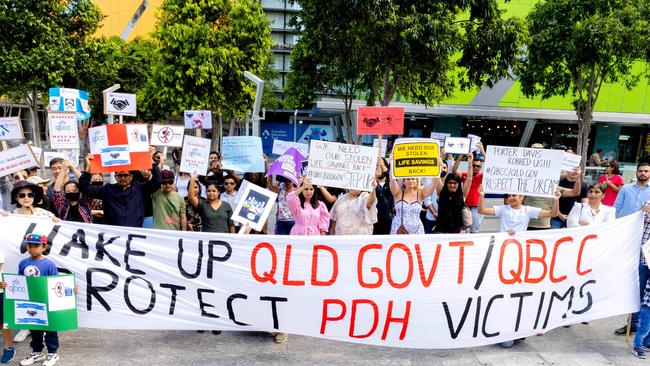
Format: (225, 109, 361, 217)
(286, 0, 526, 143)
(518, 0, 650, 164)
(141, 0, 273, 121)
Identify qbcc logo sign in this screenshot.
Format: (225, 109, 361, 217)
(8, 279, 27, 295)
(55, 119, 73, 131)
(92, 130, 106, 143)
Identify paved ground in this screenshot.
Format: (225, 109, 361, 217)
(5, 199, 644, 365)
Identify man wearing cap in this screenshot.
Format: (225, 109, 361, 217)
(78, 153, 161, 227)
(151, 170, 186, 231)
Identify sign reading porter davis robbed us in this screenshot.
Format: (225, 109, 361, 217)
(307, 140, 377, 192)
(483, 146, 564, 198)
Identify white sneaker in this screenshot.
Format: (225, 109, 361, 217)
(42, 353, 59, 366)
(13, 329, 31, 343)
(19, 352, 45, 366)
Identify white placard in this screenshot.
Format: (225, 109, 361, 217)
(184, 110, 212, 129)
(467, 134, 481, 152)
(373, 138, 388, 157)
(3, 274, 29, 300)
(483, 145, 564, 198)
(47, 112, 79, 149)
(231, 184, 278, 232)
(443, 137, 472, 155)
(562, 152, 582, 172)
(430, 132, 450, 143)
(47, 276, 76, 311)
(306, 140, 377, 192)
(43, 150, 79, 168)
(180, 135, 211, 175)
(126, 124, 149, 152)
(31, 146, 42, 164)
(0, 213, 642, 348)
(150, 125, 185, 147)
(104, 92, 137, 116)
(14, 301, 48, 326)
(0, 117, 24, 141)
(0, 144, 39, 177)
(272, 140, 309, 157)
(88, 125, 108, 154)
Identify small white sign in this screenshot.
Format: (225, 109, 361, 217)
(151, 125, 184, 147)
(467, 134, 481, 152)
(180, 135, 211, 175)
(100, 146, 131, 167)
(444, 137, 472, 155)
(31, 146, 43, 164)
(373, 138, 388, 157)
(272, 140, 309, 157)
(430, 132, 450, 143)
(184, 110, 212, 129)
(231, 184, 278, 232)
(561, 152, 582, 172)
(47, 276, 76, 311)
(0, 117, 24, 141)
(125, 124, 149, 152)
(3, 275, 29, 300)
(47, 112, 79, 149)
(0, 144, 39, 177)
(14, 301, 48, 326)
(104, 92, 137, 116)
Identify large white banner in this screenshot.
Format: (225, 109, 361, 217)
(0, 214, 641, 349)
(306, 140, 377, 192)
(483, 146, 564, 198)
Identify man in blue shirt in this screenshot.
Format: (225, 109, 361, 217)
(614, 160, 650, 336)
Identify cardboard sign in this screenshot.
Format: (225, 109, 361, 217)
(483, 145, 564, 198)
(88, 124, 151, 173)
(184, 110, 212, 129)
(373, 138, 388, 157)
(150, 125, 184, 147)
(306, 140, 377, 192)
(0, 117, 24, 141)
(356, 106, 404, 135)
(221, 136, 265, 173)
(443, 137, 472, 155)
(47, 112, 79, 149)
(562, 152, 582, 172)
(104, 92, 137, 116)
(0, 213, 642, 347)
(272, 140, 309, 157)
(392, 138, 440, 178)
(0, 144, 38, 177)
(48, 87, 91, 120)
(2, 274, 77, 331)
(179, 135, 211, 175)
(231, 184, 278, 232)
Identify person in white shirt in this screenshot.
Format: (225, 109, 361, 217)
(567, 182, 616, 227)
(477, 185, 560, 235)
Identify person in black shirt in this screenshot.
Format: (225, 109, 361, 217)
(373, 157, 394, 235)
(552, 168, 586, 228)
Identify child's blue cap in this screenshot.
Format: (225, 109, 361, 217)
(23, 233, 48, 245)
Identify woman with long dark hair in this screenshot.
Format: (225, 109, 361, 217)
(598, 160, 623, 206)
(286, 177, 329, 236)
(188, 175, 235, 234)
(433, 173, 467, 233)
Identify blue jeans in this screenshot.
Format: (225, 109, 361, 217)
(469, 207, 483, 233)
(635, 307, 650, 347)
(423, 219, 436, 234)
(275, 220, 295, 235)
(632, 262, 650, 327)
(550, 217, 566, 229)
(30, 331, 58, 353)
(142, 216, 154, 228)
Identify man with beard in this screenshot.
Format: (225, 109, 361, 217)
(613, 159, 650, 336)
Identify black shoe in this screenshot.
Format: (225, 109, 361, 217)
(211, 330, 221, 335)
(615, 325, 636, 335)
(197, 330, 205, 333)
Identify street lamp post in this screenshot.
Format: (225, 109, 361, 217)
(243, 71, 264, 137)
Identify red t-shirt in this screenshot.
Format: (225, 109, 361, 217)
(598, 174, 624, 206)
(462, 172, 483, 207)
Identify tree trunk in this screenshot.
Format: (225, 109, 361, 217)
(228, 117, 236, 136)
(344, 108, 353, 144)
(30, 88, 41, 147)
(576, 109, 592, 174)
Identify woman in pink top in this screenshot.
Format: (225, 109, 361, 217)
(598, 160, 624, 206)
(286, 177, 330, 236)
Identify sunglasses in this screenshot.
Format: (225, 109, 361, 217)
(17, 192, 35, 199)
(472, 165, 482, 168)
(224, 182, 236, 186)
(161, 181, 174, 185)
(115, 174, 131, 178)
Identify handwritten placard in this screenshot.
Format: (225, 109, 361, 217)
(356, 106, 404, 135)
(483, 146, 564, 198)
(221, 136, 265, 173)
(47, 112, 79, 149)
(561, 152, 582, 172)
(392, 138, 440, 178)
(306, 140, 377, 192)
(0, 144, 38, 177)
(179, 136, 211, 175)
(0, 117, 24, 141)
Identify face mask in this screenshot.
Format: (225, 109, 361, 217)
(65, 192, 81, 202)
(91, 181, 103, 186)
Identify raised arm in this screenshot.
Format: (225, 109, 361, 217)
(538, 190, 561, 218)
(188, 174, 200, 209)
(319, 186, 337, 204)
(366, 180, 378, 210)
(53, 160, 70, 192)
(477, 185, 495, 216)
(266, 175, 280, 194)
(462, 155, 473, 197)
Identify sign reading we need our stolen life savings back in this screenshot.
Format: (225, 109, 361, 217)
(307, 140, 377, 192)
(88, 124, 151, 173)
(0, 212, 642, 348)
(392, 138, 440, 178)
(2, 274, 77, 331)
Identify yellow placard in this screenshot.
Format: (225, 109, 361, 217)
(392, 139, 440, 178)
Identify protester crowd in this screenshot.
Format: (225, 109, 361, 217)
(3, 138, 650, 363)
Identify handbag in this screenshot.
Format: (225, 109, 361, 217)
(461, 205, 473, 229)
(396, 191, 410, 234)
